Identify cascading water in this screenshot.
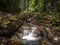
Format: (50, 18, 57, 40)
(21, 18, 40, 45)
(21, 25, 40, 45)
(22, 25, 38, 41)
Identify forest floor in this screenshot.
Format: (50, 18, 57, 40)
(0, 11, 60, 45)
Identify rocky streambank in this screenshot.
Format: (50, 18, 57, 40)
(0, 12, 60, 45)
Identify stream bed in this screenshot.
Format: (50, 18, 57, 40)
(21, 39, 40, 45)
(21, 24, 40, 45)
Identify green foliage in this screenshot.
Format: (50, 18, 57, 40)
(34, 0, 44, 12)
(28, 0, 35, 12)
(26, 0, 45, 13)
(0, 0, 60, 13)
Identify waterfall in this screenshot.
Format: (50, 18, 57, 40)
(22, 25, 38, 41)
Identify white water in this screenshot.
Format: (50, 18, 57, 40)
(22, 25, 38, 41)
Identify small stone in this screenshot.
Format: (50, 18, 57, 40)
(53, 37, 58, 41)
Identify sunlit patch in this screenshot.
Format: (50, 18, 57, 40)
(53, 37, 59, 41)
(54, 37, 58, 41)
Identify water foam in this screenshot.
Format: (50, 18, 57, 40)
(22, 26, 38, 41)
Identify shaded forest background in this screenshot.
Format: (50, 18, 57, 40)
(0, 0, 60, 45)
(0, 0, 60, 13)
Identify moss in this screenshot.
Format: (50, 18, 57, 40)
(2, 19, 10, 25)
(9, 16, 17, 21)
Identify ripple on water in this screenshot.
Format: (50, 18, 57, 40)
(21, 39, 40, 45)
